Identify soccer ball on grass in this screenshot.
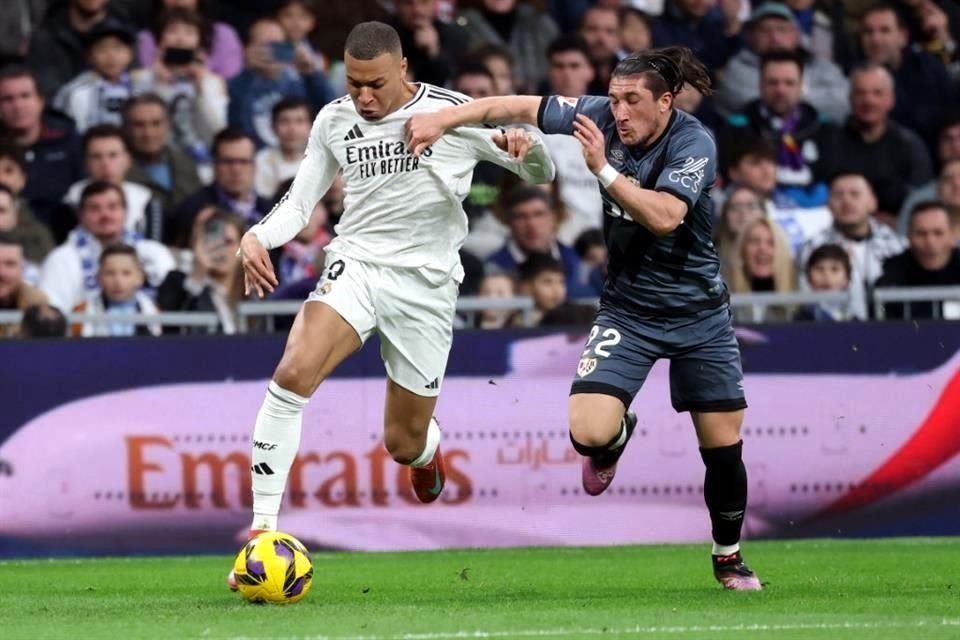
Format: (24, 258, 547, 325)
(232, 531, 314, 604)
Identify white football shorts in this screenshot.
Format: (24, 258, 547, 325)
(306, 250, 458, 396)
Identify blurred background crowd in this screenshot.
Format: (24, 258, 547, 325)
(1, 0, 959, 339)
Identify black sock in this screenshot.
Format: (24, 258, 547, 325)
(700, 440, 747, 547)
(570, 417, 627, 463)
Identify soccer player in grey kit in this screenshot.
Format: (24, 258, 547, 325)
(407, 47, 761, 591)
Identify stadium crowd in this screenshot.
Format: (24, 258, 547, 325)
(0, 0, 959, 338)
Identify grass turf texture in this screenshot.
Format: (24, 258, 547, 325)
(0, 538, 957, 640)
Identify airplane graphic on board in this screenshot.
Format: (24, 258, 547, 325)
(0, 333, 958, 552)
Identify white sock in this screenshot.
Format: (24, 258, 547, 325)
(410, 417, 441, 467)
(251, 381, 309, 531)
(607, 416, 628, 450)
(712, 542, 740, 556)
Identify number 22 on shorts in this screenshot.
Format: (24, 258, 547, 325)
(582, 325, 621, 358)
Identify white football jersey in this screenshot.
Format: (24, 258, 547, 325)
(251, 83, 556, 284)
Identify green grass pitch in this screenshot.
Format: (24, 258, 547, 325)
(0, 538, 958, 640)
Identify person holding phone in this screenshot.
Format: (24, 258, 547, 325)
(227, 18, 334, 149)
(131, 8, 228, 176)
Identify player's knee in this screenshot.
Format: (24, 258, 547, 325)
(383, 428, 421, 465)
(273, 359, 320, 398)
(568, 413, 617, 448)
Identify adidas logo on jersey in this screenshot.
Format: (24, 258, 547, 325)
(343, 124, 364, 141)
(424, 378, 439, 390)
(251, 463, 275, 476)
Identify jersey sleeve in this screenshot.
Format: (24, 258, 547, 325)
(452, 125, 557, 184)
(250, 111, 339, 250)
(654, 126, 717, 213)
(537, 95, 611, 135)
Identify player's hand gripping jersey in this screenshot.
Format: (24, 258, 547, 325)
(539, 95, 727, 315)
(252, 84, 555, 285)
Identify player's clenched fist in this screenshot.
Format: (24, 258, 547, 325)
(493, 128, 535, 160)
(405, 113, 446, 157)
(573, 113, 608, 174)
(239, 232, 278, 298)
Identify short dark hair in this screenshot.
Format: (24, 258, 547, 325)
(468, 44, 514, 70)
(729, 137, 777, 167)
(863, 1, 905, 29)
(619, 7, 653, 31)
(760, 49, 804, 76)
(455, 61, 495, 84)
(806, 243, 851, 277)
(212, 128, 255, 160)
(518, 252, 564, 282)
(0, 64, 38, 89)
(345, 21, 401, 60)
(83, 124, 128, 154)
(574, 228, 604, 258)
(0, 143, 27, 175)
(123, 93, 169, 122)
(276, 0, 312, 15)
(0, 230, 20, 247)
(79, 180, 126, 210)
(99, 242, 140, 266)
(20, 303, 67, 338)
(501, 184, 553, 215)
(152, 8, 213, 53)
(908, 200, 950, 225)
(547, 35, 591, 63)
(271, 97, 312, 126)
(612, 46, 712, 98)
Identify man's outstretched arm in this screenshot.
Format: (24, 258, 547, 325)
(405, 96, 543, 155)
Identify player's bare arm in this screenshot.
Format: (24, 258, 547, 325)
(240, 233, 278, 298)
(491, 127, 537, 160)
(573, 113, 687, 237)
(405, 96, 542, 156)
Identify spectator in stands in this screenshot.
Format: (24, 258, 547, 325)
(53, 21, 135, 133)
(459, 0, 559, 93)
(272, 185, 331, 285)
(724, 217, 797, 322)
(794, 243, 856, 321)
(0, 0, 46, 63)
(652, 0, 742, 72)
(123, 94, 203, 217)
(64, 125, 164, 242)
(579, 5, 621, 94)
(0, 66, 84, 238)
(169, 129, 271, 247)
(574, 227, 606, 293)
(27, 0, 132, 99)
(227, 18, 333, 149)
(542, 36, 603, 245)
(452, 64, 510, 258)
(715, 186, 766, 258)
(275, 0, 325, 76)
(818, 64, 933, 227)
(71, 243, 161, 337)
(387, 0, 469, 87)
(799, 173, 907, 319)
(618, 7, 653, 56)
(0, 159, 54, 265)
(936, 158, 960, 239)
(19, 302, 67, 338)
(0, 232, 47, 337)
(157, 208, 246, 334)
(487, 184, 591, 297)
(475, 270, 519, 329)
(912, 0, 960, 82)
(470, 44, 516, 96)
(517, 252, 568, 325)
(719, 49, 831, 208)
(898, 112, 960, 230)
(254, 98, 311, 199)
(716, 2, 849, 124)
(876, 201, 960, 319)
(39, 181, 174, 312)
(722, 138, 832, 254)
(859, 2, 955, 146)
(131, 8, 229, 171)
(785, 0, 837, 61)
(137, 0, 244, 79)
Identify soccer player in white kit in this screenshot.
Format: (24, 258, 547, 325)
(229, 21, 555, 587)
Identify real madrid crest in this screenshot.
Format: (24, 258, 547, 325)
(319, 281, 333, 295)
(577, 357, 597, 378)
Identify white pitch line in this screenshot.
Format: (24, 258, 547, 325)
(226, 618, 960, 640)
